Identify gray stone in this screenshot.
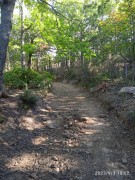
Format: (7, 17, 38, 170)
(122, 157, 128, 164)
(68, 122, 73, 126)
(30, 173, 38, 179)
(47, 124, 56, 129)
(64, 125, 69, 129)
(73, 134, 78, 139)
(119, 87, 135, 94)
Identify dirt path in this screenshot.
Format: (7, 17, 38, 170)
(0, 82, 135, 180)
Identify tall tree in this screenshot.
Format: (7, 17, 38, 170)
(0, 0, 16, 95)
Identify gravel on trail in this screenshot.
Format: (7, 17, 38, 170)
(0, 82, 135, 180)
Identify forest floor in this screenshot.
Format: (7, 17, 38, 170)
(0, 82, 135, 180)
(92, 81, 135, 128)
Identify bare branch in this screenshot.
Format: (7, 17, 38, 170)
(120, 53, 130, 62)
(22, 24, 32, 33)
(38, 0, 68, 20)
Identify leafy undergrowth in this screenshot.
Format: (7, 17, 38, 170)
(4, 68, 54, 90)
(19, 89, 38, 109)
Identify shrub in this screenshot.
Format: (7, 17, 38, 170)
(4, 68, 26, 89)
(4, 68, 54, 90)
(19, 89, 38, 108)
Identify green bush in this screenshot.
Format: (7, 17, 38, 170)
(19, 89, 38, 108)
(4, 68, 54, 89)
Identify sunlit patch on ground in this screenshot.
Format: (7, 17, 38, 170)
(80, 129, 99, 135)
(32, 135, 48, 145)
(6, 153, 79, 174)
(75, 96, 86, 100)
(19, 116, 44, 130)
(39, 108, 49, 112)
(6, 153, 38, 170)
(65, 139, 79, 147)
(86, 117, 105, 126)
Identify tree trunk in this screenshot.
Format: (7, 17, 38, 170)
(0, 0, 16, 94)
(36, 56, 39, 71)
(5, 49, 11, 71)
(48, 57, 51, 69)
(80, 28, 84, 66)
(20, 0, 26, 68)
(28, 53, 32, 69)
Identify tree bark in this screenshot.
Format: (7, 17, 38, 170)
(20, 0, 25, 68)
(28, 53, 32, 69)
(0, 0, 16, 93)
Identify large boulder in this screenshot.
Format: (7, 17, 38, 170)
(119, 87, 135, 94)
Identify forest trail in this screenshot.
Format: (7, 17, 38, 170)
(0, 82, 135, 180)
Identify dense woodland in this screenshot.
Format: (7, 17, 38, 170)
(0, 0, 135, 92)
(1, 1, 135, 179)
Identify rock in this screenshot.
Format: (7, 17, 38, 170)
(68, 122, 73, 126)
(42, 121, 47, 125)
(29, 173, 38, 179)
(80, 116, 89, 122)
(47, 124, 56, 129)
(64, 125, 69, 129)
(45, 106, 52, 111)
(51, 156, 58, 161)
(122, 157, 128, 164)
(119, 87, 135, 95)
(50, 164, 57, 169)
(73, 134, 78, 139)
(51, 168, 60, 177)
(55, 167, 60, 172)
